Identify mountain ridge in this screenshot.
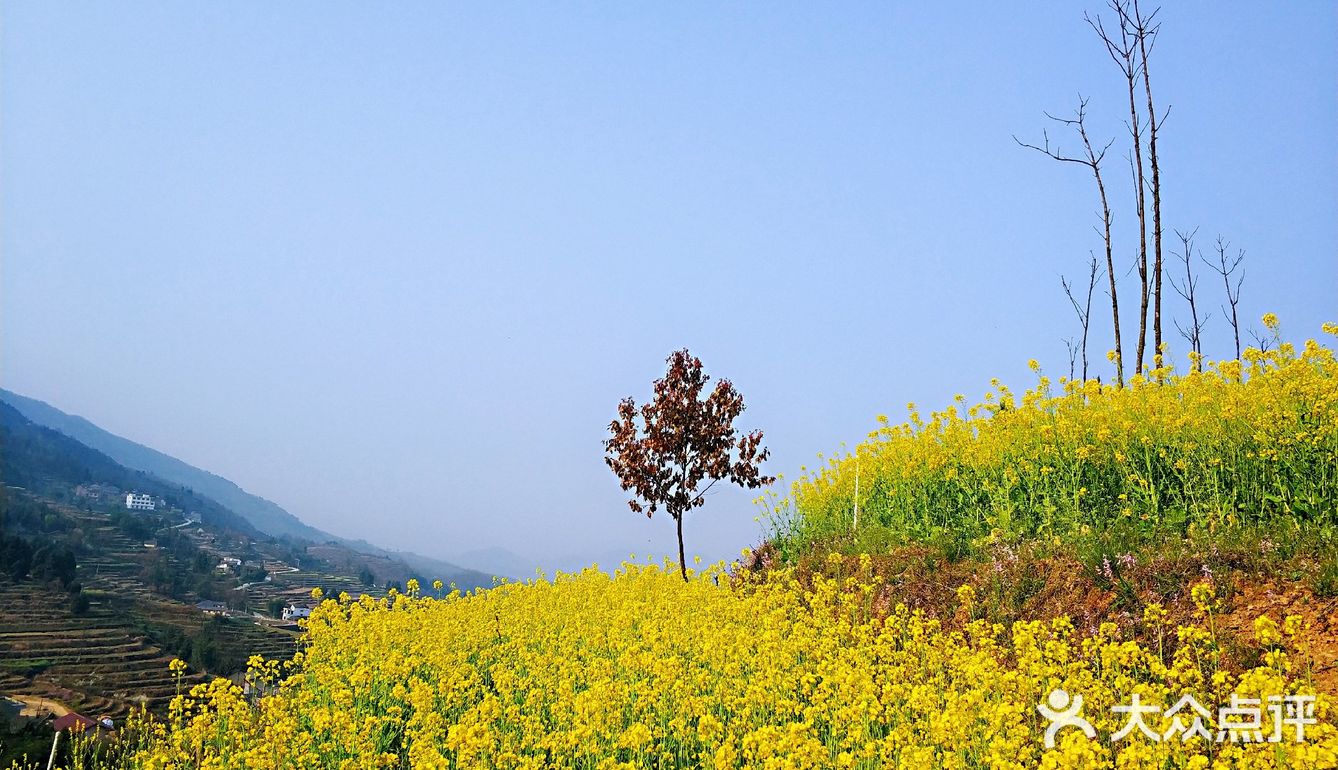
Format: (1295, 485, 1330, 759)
(0, 388, 490, 581)
(1, 389, 323, 540)
(0, 400, 259, 536)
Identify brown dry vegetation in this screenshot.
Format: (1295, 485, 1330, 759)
(741, 539, 1338, 694)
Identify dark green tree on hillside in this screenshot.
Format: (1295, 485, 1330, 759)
(604, 349, 773, 581)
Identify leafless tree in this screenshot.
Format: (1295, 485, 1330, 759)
(1122, 0, 1168, 365)
(1204, 236, 1245, 359)
(1089, 1, 1149, 375)
(1168, 227, 1210, 369)
(1063, 338, 1079, 381)
(1015, 98, 1124, 386)
(1248, 327, 1275, 354)
(1061, 253, 1102, 381)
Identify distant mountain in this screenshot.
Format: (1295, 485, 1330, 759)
(1, 389, 324, 542)
(454, 546, 539, 580)
(0, 389, 490, 588)
(0, 401, 257, 535)
(321, 535, 498, 587)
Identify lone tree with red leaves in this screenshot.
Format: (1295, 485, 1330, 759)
(604, 349, 773, 581)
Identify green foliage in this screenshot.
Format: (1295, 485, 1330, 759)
(110, 510, 159, 541)
(70, 588, 91, 615)
(0, 534, 77, 589)
(1, 722, 61, 769)
(267, 597, 287, 618)
(1316, 548, 1338, 599)
(136, 616, 251, 676)
(0, 658, 54, 676)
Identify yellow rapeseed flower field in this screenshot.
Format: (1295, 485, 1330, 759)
(86, 562, 1336, 769)
(776, 324, 1338, 552)
(35, 320, 1337, 770)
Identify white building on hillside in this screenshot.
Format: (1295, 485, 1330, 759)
(125, 493, 156, 511)
(282, 605, 312, 622)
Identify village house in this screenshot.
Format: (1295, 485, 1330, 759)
(75, 483, 120, 500)
(124, 492, 155, 511)
(196, 600, 228, 616)
(52, 712, 97, 733)
(282, 605, 312, 622)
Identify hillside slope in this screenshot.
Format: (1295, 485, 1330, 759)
(1, 389, 318, 541)
(0, 402, 256, 536)
(0, 390, 492, 585)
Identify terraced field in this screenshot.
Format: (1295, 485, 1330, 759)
(0, 495, 425, 726)
(0, 508, 300, 718)
(0, 583, 203, 718)
(233, 557, 389, 618)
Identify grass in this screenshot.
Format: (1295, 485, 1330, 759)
(1316, 550, 1338, 598)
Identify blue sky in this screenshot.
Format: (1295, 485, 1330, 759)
(3, 2, 1335, 572)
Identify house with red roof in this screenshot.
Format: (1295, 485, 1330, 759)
(52, 712, 96, 733)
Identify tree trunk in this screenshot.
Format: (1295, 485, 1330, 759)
(675, 514, 687, 582)
(1123, 44, 1149, 374)
(1097, 162, 1123, 386)
(1136, 0, 1164, 367)
(1232, 305, 1242, 360)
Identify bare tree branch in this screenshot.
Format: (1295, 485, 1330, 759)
(1125, 0, 1166, 367)
(1061, 253, 1102, 382)
(1248, 327, 1275, 353)
(1091, 0, 1150, 376)
(1203, 236, 1245, 359)
(1168, 227, 1211, 369)
(1017, 97, 1124, 386)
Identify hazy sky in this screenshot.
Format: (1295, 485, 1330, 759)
(3, 2, 1335, 572)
